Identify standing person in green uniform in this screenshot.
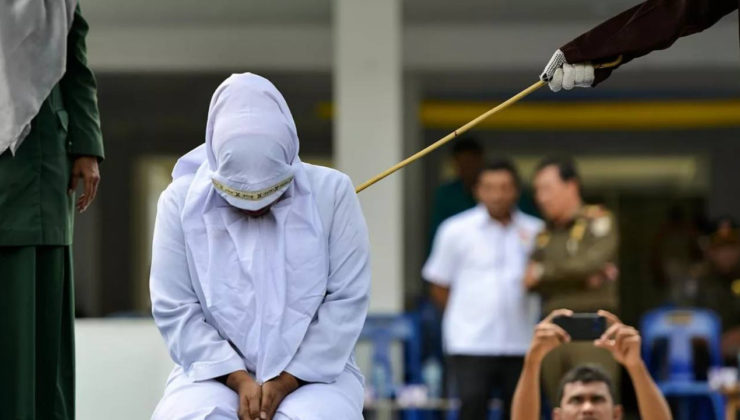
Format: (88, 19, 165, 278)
(524, 157, 619, 405)
(0, 2, 104, 419)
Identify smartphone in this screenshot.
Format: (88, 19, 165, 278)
(552, 313, 606, 341)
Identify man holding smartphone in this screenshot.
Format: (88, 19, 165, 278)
(511, 310, 672, 420)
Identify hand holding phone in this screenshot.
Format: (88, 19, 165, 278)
(552, 313, 606, 341)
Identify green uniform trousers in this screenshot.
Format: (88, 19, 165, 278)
(0, 246, 74, 420)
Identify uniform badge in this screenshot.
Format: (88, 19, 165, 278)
(571, 220, 587, 242)
(591, 216, 612, 238)
(566, 219, 587, 256)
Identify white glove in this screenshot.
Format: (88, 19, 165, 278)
(540, 50, 595, 92)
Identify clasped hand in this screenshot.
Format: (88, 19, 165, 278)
(225, 371, 300, 420)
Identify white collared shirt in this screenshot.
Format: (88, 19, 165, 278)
(423, 205, 544, 356)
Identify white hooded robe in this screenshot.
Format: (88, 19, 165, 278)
(150, 74, 370, 420)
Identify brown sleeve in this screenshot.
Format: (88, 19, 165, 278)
(530, 270, 588, 296)
(530, 239, 545, 263)
(561, 0, 738, 86)
(528, 237, 595, 296)
(528, 232, 589, 295)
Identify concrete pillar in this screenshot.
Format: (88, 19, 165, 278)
(402, 77, 425, 307)
(333, 0, 403, 312)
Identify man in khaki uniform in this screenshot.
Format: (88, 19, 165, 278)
(524, 157, 619, 404)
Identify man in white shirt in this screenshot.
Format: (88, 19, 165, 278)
(423, 159, 544, 420)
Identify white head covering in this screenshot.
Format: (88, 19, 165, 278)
(173, 73, 328, 383)
(0, 0, 78, 155)
(207, 78, 297, 211)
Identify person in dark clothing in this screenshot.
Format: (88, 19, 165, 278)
(0, 3, 104, 419)
(540, 0, 738, 91)
(428, 138, 484, 253)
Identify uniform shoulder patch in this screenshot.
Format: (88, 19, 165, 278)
(584, 205, 610, 219)
(591, 215, 612, 237)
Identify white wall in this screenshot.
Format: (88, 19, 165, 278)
(85, 21, 738, 72)
(76, 320, 173, 420)
(334, 0, 404, 313)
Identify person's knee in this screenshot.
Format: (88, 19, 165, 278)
(153, 373, 239, 420)
(275, 388, 362, 420)
(202, 408, 238, 420)
(153, 406, 236, 420)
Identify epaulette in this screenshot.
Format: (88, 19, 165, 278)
(585, 205, 613, 237)
(583, 205, 610, 219)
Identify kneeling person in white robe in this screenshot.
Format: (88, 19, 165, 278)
(149, 73, 370, 420)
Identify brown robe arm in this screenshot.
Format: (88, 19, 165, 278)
(560, 0, 738, 86)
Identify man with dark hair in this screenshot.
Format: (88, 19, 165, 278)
(556, 364, 616, 408)
(428, 138, 484, 252)
(524, 157, 619, 403)
(424, 158, 543, 419)
(535, 156, 581, 185)
(511, 310, 672, 420)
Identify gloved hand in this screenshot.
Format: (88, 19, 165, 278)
(540, 50, 594, 92)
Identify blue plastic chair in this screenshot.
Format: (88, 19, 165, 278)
(641, 308, 725, 420)
(359, 314, 423, 420)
